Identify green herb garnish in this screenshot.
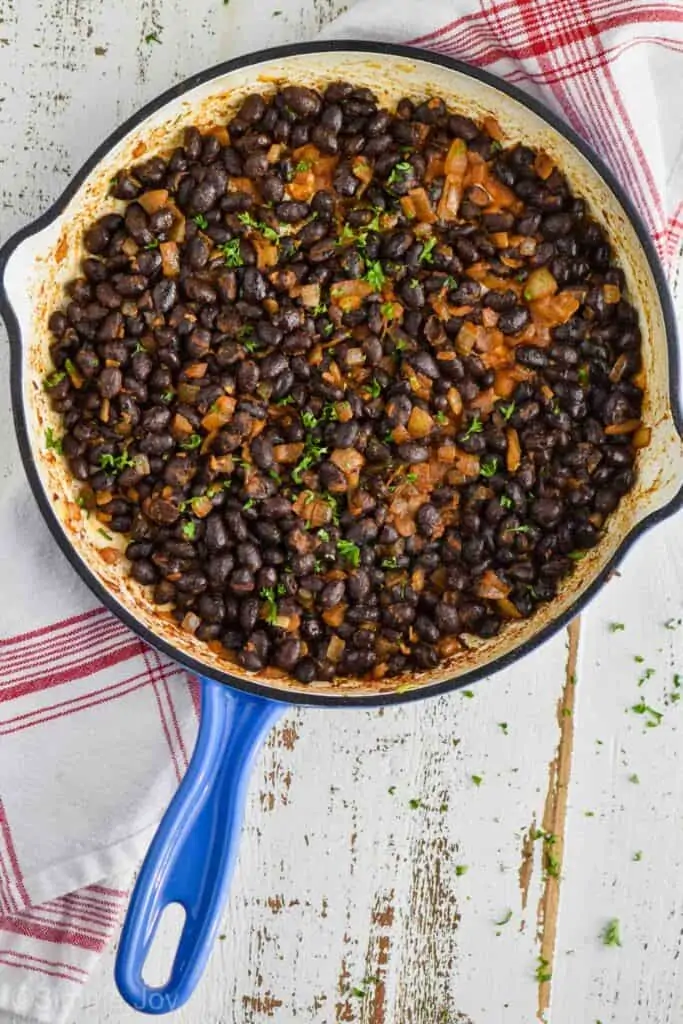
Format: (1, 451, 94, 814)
(368, 378, 382, 399)
(471, 774, 483, 787)
(609, 622, 625, 632)
(434, 411, 448, 426)
(631, 701, 663, 727)
(462, 414, 483, 440)
(386, 160, 412, 187)
(455, 865, 468, 877)
(365, 260, 386, 291)
(219, 238, 243, 268)
(159, 389, 174, 403)
(97, 527, 113, 541)
(499, 401, 516, 422)
(535, 957, 552, 983)
(408, 798, 422, 810)
(480, 456, 499, 478)
(144, 31, 162, 44)
(181, 521, 197, 540)
(602, 919, 622, 947)
(495, 910, 513, 927)
(243, 499, 255, 511)
(498, 722, 508, 734)
(259, 587, 278, 624)
(301, 410, 318, 430)
(419, 237, 437, 264)
(337, 539, 361, 568)
(193, 214, 209, 229)
(500, 495, 514, 510)
(44, 370, 66, 389)
(237, 211, 279, 242)
(294, 160, 312, 172)
(510, 524, 532, 534)
(317, 529, 330, 542)
(180, 434, 202, 451)
(98, 451, 134, 473)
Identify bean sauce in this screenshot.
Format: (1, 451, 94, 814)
(43, 83, 646, 682)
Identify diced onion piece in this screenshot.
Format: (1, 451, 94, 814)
(407, 406, 434, 439)
(171, 413, 195, 439)
(330, 278, 374, 312)
(254, 236, 279, 270)
(604, 419, 642, 435)
(467, 184, 491, 207)
(351, 156, 373, 187)
(323, 604, 347, 628)
(345, 348, 366, 367)
(438, 636, 461, 659)
(489, 232, 509, 249)
(273, 442, 304, 463)
(603, 284, 621, 304)
(444, 138, 468, 176)
(160, 241, 180, 277)
(122, 237, 138, 256)
(633, 425, 651, 449)
(453, 450, 481, 479)
(506, 427, 521, 472)
(519, 237, 537, 256)
(446, 387, 463, 417)
(400, 195, 417, 220)
(476, 570, 512, 600)
(191, 495, 213, 518)
(327, 635, 346, 663)
(408, 186, 437, 224)
(185, 362, 208, 379)
(482, 307, 499, 328)
(497, 597, 523, 619)
(177, 382, 200, 404)
(608, 353, 630, 384)
(534, 152, 555, 180)
(391, 424, 411, 445)
(483, 116, 504, 142)
(274, 613, 301, 633)
(138, 189, 169, 214)
(437, 175, 464, 221)
(437, 444, 457, 463)
(201, 395, 236, 431)
(182, 611, 201, 635)
(207, 126, 230, 147)
(330, 447, 365, 476)
(455, 320, 483, 355)
(529, 293, 580, 327)
(299, 282, 321, 308)
(523, 267, 558, 302)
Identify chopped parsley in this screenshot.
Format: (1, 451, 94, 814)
(419, 237, 437, 264)
(181, 521, 197, 540)
(45, 427, 63, 454)
(276, 395, 295, 407)
(98, 451, 134, 473)
(180, 434, 202, 451)
(381, 556, 399, 569)
(567, 550, 588, 561)
(408, 798, 422, 810)
(337, 539, 361, 568)
(243, 499, 255, 511)
(510, 524, 532, 534)
(495, 909, 513, 927)
(664, 617, 681, 630)
(292, 439, 328, 484)
(386, 160, 412, 187)
(455, 865, 468, 877)
(602, 919, 622, 947)
(301, 410, 318, 430)
(160, 390, 174, 402)
(471, 774, 483, 787)
(405, 471, 418, 483)
(365, 260, 386, 291)
(219, 238, 243, 268)
(633, 850, 643, 861)
(498, 400, 516, 422)
(480, 456, 499, 478)
(434, 411, 448, 426)
(237, 211, 279, 242)
(388, 785, 396, 795)
(498, 722, 509, 734)
(259, 587, 278, 624)
(462, 414, 483, 440)
(577, 365, 590, 386)
(144, 31, 162, 44)
(97, 527, 113, 541)
(443, 275, 458, 290)
(609, 622, 625, 632)
(144, 238, 159, 250)
(380, 301, 398, 320)
(500, 495, 514, 510)
(44, 370, 66, 389)
(317, 528, 330, 542)
(368, 378, 382, 399)
(193, 213, 209, 229)
(631, 701, 663, 727)
(294, 159, 312, 172)
(629, 773, 640, 784)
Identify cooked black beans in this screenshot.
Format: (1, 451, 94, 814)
(44, 83, 644, 684)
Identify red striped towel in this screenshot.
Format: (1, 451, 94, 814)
(1, 1, 681, 1020)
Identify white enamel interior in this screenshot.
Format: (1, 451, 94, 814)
(4, 47, 682, 699)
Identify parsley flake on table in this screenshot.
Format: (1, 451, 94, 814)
(602, 919, 622, 947)
(609, 622, 625, 632)
(408, 798, 422, 810)
(535, 957, 552, 982)
(498, 722, 509, 734)
(45, 427, 63, 454)
(471, 774, 483, 787)
(455, 865, 468, 877)
(495, 909, 513, 927)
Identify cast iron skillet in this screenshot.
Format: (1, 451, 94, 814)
(1, 41, 681, 1015)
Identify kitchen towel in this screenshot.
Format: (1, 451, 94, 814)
(0, 0, 681, 1021)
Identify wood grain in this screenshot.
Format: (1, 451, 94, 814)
(0, 2, 680, 1022)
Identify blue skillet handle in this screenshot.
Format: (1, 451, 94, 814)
(115, 675, 285, 1014)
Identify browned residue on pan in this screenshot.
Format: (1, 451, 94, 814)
(335, 956, 355, 1023)
(535, 619, 580, 1021)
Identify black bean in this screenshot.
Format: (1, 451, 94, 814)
(281, 86, 322, 118)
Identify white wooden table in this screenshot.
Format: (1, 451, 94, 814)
(1, 2, 682, 1021)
